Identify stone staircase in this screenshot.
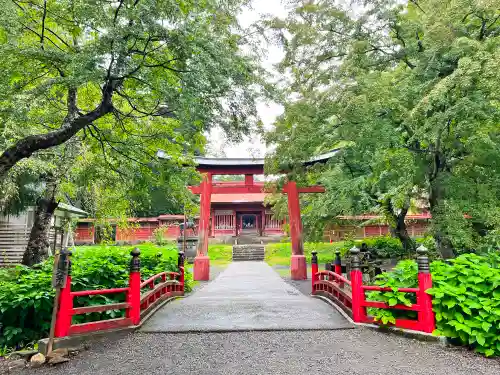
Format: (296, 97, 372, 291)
(232, 244, 265, 261)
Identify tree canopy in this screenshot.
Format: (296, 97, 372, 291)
(0, 0, 268, 264)
(265, 0, 500, 257)
(0, 0, 265, 179)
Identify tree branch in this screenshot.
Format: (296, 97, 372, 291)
(113, 0, 124, 24)
(40, 0, 47, 49)
(0, 82, 116, 178)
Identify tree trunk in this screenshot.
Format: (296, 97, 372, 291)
(385, 198, 415, 255)
(429, 181, 455, 259)
(390, 219, 415, 255)
(22, 194, 59, 267)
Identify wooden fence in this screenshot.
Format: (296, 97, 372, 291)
(0, 222, 68, 266)
(0, 223, 29, 266)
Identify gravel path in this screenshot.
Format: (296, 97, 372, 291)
(25, 329, 500, 375)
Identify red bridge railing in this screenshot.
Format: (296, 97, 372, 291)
(54, 249, 185, 338)
(311, 246, 435, 333)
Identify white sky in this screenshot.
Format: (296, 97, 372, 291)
(206, 0, 287, 158)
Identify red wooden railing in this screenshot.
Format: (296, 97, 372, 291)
(54, 249, 185, 338)
(311, 246, 435, 333)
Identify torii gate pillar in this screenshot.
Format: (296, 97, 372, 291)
(193, 173, 211, 281)
(284, 181, 307, 280)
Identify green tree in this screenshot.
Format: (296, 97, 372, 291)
(266, 0, 500, 257)
(0, 0, 268, 265)
(0, 0, 263, 179)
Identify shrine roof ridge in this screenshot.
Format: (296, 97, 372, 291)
(157, 149, 339, 170)
(194, 156, 265, 166)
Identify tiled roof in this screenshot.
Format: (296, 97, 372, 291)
(337, 213, 432, 220)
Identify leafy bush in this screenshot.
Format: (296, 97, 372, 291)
(342, 236, 439, 259)
(153, 225, 175, 246)
(428, 253, 500, 357)
(366, 253, 500, 357)
(0, 244, 190, 349)
(348, 236, 404, 258)
(366, 260, 419, 324)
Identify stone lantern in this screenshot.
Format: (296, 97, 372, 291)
(177, 236, 198, 263)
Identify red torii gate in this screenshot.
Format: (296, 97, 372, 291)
(189, 152, 337, 281)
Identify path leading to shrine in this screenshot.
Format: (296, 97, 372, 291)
(141, 261, 351, 332)
(26, 262, 500, 375)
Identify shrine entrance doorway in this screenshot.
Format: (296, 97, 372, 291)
(240, 213, 258, 234)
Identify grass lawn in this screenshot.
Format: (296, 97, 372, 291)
(265, 242, 348, 266)
(207, 244, 232, 265)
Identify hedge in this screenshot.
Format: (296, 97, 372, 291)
(0, 244, 189, 350)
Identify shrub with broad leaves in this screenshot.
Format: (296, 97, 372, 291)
(0, 244, 190, 349)
(366, 260, 419, 324)
(428, 253, 500, 357)
(366, 253, 500, 357)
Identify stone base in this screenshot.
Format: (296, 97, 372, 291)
(193, 255, 210, 281)
(290, 254, 307, 280)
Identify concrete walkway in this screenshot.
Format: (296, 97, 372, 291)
(141, 261, 351, 332)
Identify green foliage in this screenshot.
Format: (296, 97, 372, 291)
(0, 0, 267, 250)
(429, 253, 500, 357)
(0, 244, 189, 349)
(153, 226, 172, 246)
(347, 236, 406, 259)
(265, 0, 500, 258)
(265, 236, 436, 266)
(367, 253, 500, 357)
(366, 260, 419, 324)
(0, 0, 265, 174)
(265, 241, 347, 266)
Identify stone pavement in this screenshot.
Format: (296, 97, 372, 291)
(140, 261, 352, 332)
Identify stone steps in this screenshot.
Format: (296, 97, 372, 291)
(232, 245, 265, 261)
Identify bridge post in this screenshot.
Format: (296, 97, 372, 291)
(54, 249, 73, 338)
(285, 181, 307, 280)
(416, 245, 435, 333)
(350, 246, 367, 323)
(127, 248, 141, 325)
(311, 251, 318, 293)
(194, 173, 211, 281)
(326, 262, 333, 281)
(334, 251, 343, 287)
(178, 251, 185, 293)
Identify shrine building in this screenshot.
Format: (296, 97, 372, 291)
(206, 181, 285, 238)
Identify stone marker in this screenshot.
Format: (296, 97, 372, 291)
(30, 353, 46, 367)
